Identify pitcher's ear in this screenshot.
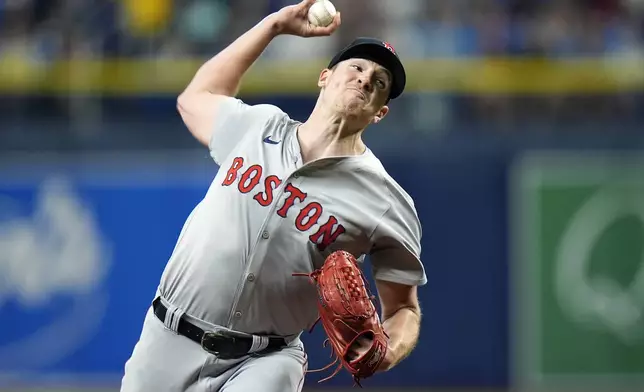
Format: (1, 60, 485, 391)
(318, 68, 332, 88)
(372, 105, 389, 124)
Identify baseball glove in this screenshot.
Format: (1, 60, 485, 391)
(293, 250, 389, 387)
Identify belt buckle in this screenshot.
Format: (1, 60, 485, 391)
(201, 331, 222, 356)
(201, 330, 239, 359)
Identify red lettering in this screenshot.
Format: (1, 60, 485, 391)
(309, 215, 346, 251)
(222, 163, 346, 250)
(253, 175, 282, 206)
(277, 184, 307, 217)
(238, 165, 263, 194)
(295, 202, 322, 231)
(222, 157, 244, 186)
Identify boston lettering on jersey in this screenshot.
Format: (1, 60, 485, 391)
(222, 157, 346, 251)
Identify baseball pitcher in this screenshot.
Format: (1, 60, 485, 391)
(120, 1, 427, 391)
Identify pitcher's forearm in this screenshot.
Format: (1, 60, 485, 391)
(382, 307, 421, 370)
(183, 14, 282, 97)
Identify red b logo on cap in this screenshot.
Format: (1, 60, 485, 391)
(383, 41, 395, 54)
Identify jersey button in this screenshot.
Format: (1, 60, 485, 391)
(234, 311, 242, 319)
(261, 231, 269, 239)
(247, 273, 255, 282)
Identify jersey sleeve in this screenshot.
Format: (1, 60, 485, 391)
(369, 191, 427, 287)
(208, 97, 286, 164)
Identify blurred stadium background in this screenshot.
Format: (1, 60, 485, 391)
(1, 0, 644, 391)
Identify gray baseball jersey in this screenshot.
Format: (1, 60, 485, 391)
(158, 96, 427, 338)
(121, 97, 428, 392)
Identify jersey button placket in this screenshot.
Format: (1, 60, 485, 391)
(228, 202, 278, 329)
(229, 168, 303, 330)
(228, 196, 284, 330)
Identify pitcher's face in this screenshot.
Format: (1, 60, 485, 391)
(318, 58, 391, 125)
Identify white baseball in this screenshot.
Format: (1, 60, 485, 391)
(307, 0, 336, 27)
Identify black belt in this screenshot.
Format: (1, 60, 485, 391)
(152, 297, 287, 359)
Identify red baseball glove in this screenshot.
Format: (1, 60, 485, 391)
(294, 250, 389, 387)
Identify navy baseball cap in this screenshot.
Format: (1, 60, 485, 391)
(327, 37, 406, 100)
